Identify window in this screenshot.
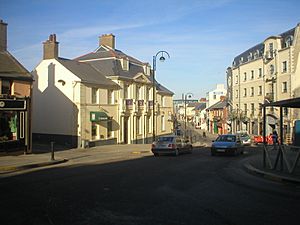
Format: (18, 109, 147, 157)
(244, 104, 247, 115)
(108, 90, 114, 104)
(251, 103, 255, 115)
(91, 88, 98, 104)
(213, 94, 216, 99)
(235, 75, 238, 84)
(136, 116, 141, 135)
(270, 64, 275, 74)
(235, 90, 238, 98)
(161, 96, 165, 107)
(282, 82, 288, 93)
(258, 68, 262, 78)
(244, 72, 247, 81)
(250, 87, 254, 96)
(0, 112, 18, 141)
(258, 86, 262, 95)
(269, 43, 274, 56)
(284, 107, 288, 116)
(1, 80, 12, 95)
(136, 85, 142, 100)
(107, 120, 113, 138)
(244, 88, 247, 97)
(285, 36, 293, 47)
(124, 83, 129, 99)
(161, 115, 165, 131)
(282, 61, 287, 73)
(147, 116, 151, 133)
(91, 123, 97, 139)
(251, 70, 254, 79)
(145, 87, 150, 101)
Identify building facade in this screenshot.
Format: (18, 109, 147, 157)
(206, 84, 227, 108)
(0, 20, 33, 153)
(228, 23, 300, 139)
(206, 97, 228, 134)
(32, 34, 121, 148)
(76, 34, 174, 144)
(33, 34, 174, 147)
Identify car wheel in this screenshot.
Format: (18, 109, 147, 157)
(174, 149, 179, 156)
(154, 153, 159, 157)
(189, 146, 193, 153)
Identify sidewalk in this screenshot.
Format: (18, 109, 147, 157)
(0, 144, 153, 175)
(243, 145, 300, 184)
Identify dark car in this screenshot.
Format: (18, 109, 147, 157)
(211, 134, 244, 156)
(151, 135, 193, 156)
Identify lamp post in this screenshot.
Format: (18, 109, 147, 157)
(183, 92, 193, 137)
(152, 51, 170, 142)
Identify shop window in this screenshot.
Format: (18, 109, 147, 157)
(91, 123, 97, 140)
(107, 120, 113, 138)
(0, 112, 18, 142)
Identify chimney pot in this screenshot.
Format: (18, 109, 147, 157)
(43, 33, 59, 59)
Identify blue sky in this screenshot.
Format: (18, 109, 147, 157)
(1, 0, 300, 99)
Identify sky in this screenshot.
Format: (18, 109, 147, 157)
(1, 0, 300, 99)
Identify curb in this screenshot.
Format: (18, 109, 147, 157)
(244, 163, 300, 184)
(0, 159, 68, 173)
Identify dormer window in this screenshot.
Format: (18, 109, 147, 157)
(121, 57, 129, 71)
(285, 36, 293, 48)
(239, 57, 244, 64)
(247, 53, 253, 61)
(143, 64, 150, 75)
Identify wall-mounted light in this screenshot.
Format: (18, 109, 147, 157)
(58, 79, 66, 86)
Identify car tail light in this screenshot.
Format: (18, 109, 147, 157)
(168, 144, 176, 149)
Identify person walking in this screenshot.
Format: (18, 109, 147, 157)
(272, 130, 278, 150)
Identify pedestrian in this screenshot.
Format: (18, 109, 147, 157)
(272, 130, 278, 150)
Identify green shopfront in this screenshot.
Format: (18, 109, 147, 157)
(0, 98, 31, 153)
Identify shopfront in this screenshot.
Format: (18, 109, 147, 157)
(0, 98, 30, 153)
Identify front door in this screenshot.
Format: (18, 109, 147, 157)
(123, 117, 128, 144)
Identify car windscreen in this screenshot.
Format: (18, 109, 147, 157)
(158, 137, 174, 142)
(216, 136, 236, 142)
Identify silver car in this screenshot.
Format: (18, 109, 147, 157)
(151, 135, 193, 156)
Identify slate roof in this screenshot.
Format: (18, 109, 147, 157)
(206, 100, 227, 111)
(75, 45, 173, 95)
(0, 51, 33, 81)
(233, 27, 296, 67)
(58, 58, 120, 89)
(194, 102, 206, 111)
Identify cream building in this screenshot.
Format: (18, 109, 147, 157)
(32, 34, 120, 148)
(33, 34, 174, 147)
(76, 34, 174, 144)
(227, 23, 300, 138)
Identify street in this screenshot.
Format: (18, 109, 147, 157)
(1, 146, 300, 225)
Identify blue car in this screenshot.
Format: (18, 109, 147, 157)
(211, 134, 244, 156)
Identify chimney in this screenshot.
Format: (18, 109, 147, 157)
(220, 96, 226, 101)
(0, 19, 8, 51)
(43, 34, 59, 59)
(99, 34, 115, 49)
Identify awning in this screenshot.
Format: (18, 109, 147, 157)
(90, 111, 109, 122)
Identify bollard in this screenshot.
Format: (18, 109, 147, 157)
(51, 141, 55, 161)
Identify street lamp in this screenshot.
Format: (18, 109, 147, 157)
(183, 92, 193, 137)
(152, 51, 170, 142)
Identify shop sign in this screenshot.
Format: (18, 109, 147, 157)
(0, 99, 26, 110)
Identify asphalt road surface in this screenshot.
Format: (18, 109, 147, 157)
(1, 147, 299, 225)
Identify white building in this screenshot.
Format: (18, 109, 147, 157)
(206, 84, 227, 107)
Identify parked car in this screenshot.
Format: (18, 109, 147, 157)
(236, 131, 251, 146)
(253, 135, 264, 144)
(211, 134, 244, 156)
(151, 135, 193, 156)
